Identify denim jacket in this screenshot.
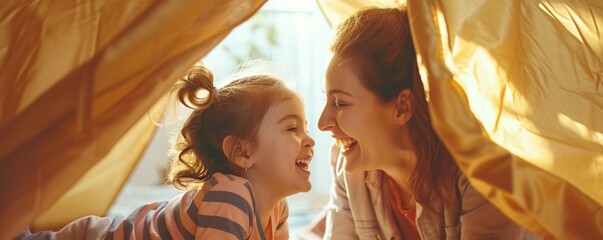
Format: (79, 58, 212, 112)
(323, 145, 541, 240)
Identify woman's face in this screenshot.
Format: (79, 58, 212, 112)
(318, 56, 401, 172)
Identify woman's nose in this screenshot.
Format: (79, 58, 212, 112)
(318, 106, 334, 132)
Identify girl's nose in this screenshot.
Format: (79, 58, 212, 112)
(304, 135, 315, 148)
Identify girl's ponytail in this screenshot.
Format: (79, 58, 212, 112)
(174, 65, 216, 111)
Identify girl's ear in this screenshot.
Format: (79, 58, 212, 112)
(394, 89, 414, 126)
(222, 135, 254, 169)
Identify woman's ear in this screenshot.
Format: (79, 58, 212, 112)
(394, 89, 413, 126)
(222, 135, 253, 169)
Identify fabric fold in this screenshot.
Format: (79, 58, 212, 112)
(0, 1, 266, 238)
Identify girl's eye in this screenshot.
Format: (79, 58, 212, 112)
(288, 127, 298, 133)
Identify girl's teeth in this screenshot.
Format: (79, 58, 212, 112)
(295, 158, 311, 170)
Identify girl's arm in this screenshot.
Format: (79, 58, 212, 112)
(16, 215, 114, 240)
(16, 174, 258, 240)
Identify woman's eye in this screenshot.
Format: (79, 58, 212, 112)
(333, 100, 345, 109)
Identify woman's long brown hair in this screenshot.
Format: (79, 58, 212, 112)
(331, 6, 460, 211)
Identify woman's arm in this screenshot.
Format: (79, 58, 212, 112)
(458, 175, 542, 239)
(324, 143, 359, 240)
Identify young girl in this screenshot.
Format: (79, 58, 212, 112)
(19, 64, 315, 240)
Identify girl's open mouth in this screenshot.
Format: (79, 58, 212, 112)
(295, 157, 311, 171)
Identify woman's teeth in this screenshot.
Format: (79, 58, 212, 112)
(339, 139, 357, 151)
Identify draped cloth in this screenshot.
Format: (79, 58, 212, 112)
(2, 0, 601, 239)
(0, 1, 265, 239)
(316, 0, 406, 26)
(319, 0, 603, 239)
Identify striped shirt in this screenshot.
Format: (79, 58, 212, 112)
(19, 173, 289, 240)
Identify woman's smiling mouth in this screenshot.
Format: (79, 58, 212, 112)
(337, 138, 358, 155)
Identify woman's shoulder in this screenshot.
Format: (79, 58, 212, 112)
(456, 173, 488, 210)
(455, 174, 541, 239)
(456, 173, 470, 195)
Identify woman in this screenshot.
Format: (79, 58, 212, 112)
(317, 6, 540, 240)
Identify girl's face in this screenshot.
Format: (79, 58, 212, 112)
(318, 56, 401, 172)
(248, 92, 315, 196)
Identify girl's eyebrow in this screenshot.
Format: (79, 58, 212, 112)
(277, 114, 303, 124)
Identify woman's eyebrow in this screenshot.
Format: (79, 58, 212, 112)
(328, 89, 354, 97)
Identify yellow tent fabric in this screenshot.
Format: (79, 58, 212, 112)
(320, 0, 603, 239)
(2, 0, 601, 239)
(316, 0, 405, 27)
(0, 1, 265, 239)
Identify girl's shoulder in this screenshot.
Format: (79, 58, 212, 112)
(202, 172, 250, 189)
(202, 172, 251, 191)
(188, 172, 255, 206)
(174, 174, 260, 239)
